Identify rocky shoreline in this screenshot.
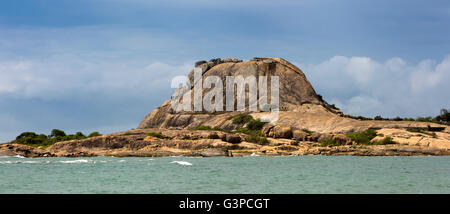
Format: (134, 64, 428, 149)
(2, 127, 450, 158)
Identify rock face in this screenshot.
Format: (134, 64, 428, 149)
(137, 57, 448, 134)
(138, 57, 329, 130)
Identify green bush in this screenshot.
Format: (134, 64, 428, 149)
(246, 118, 265, 130)
(346, 129, 377, 145)
(436, 109, 450, 125)
(145, 132, 165, 139)
(329, 104, 340, 110)
(74, 132, 86, 139)
(232, 113, 253, 125)
(49, 129, 66, 138)
(195, 125, 212, 130)
(245, 134, 269, 145)
(12, 129, 100, 148)
(88, 132, 102, 138)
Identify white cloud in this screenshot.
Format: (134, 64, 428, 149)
(0, 56, 193, 99)
(300, 55, 450, 117)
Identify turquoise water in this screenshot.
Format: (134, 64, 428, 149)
(1, 155, 450, 193)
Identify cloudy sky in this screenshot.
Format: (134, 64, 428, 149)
(1, 0, 449, 142)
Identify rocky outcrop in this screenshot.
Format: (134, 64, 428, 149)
(0, 144, 52, 157)
(137, 57, 447, 135)
(138, 57, 327, 129)
(2, 57, 449, 158)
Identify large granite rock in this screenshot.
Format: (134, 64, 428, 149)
(137, 57, 447, 134)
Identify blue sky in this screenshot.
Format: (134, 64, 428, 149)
(1, 0, 450, 142)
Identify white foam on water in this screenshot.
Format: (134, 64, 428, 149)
(59, 159, 90, 164)
(14, 155, 26, 158)
(118, 160, 126, 163)
(250, 153, 259, 156)
(170, 161, 192, 166)
(0, 160, 41, 164)
(0, 161, 13, 164)
(20, 161, 40, 164)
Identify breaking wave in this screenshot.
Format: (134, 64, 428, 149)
(170, 161, 192, 166)
(59, 159, 90, 164)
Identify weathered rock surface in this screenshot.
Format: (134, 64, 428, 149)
(137, 57, 447, 134)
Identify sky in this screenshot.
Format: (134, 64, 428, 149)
(1, 0, 450, 142)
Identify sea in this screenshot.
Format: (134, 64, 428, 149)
(1, 155, 450, 193)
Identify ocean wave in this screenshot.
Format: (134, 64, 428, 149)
(0, 161, 14, 164)
(0, 160, 43, 164)
(59, 159, 90, 164)
(170, 161, 192, 166)
(0, 155, 25, 158)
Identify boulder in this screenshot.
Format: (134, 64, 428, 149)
(262, 124, 275, 137)
(333, 134, 351, 145)
(309, 133, 322, 142)
(273, 125, 293, 139)
(293, 130, 309, 141)
(208, 132, 220, 139)
(318, 133, 333, 142)
(225, 134, 242, 144)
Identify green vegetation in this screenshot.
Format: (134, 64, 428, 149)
(195, 125, 212, 130)
(360, 108, 450, 125)
(12, 129, 102, 148)
(88, 132, 102, 138)
(230, 114, 269, 145)
(329, 104, 340, 110)
(232, 113, 253, 125)
(436, 109, 450, 125)
(145, 132, 165, 139)
(346, 129, 378, 145)
(245, 133, 269, 145)
(246, 118, 265, 130)
(406, 128, 437, 137)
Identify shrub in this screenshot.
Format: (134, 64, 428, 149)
(16, 132, 38, 140)
(195, 125, 212, 130)
(329, 104, 340, 110)
(246, 118, 265, 130)
(49, 129, 66, 138)
(74, 132, 86, 139)
(435, 109, 450, 125)
(12, 130, 100, 148)
(245, 134, 269, 145)
(145, 132, 165, 139)
(232, 114, 253, 125)
(374, 116, 384, 120)
(88, 132, 102, 138)
(346, 129, 377, 144)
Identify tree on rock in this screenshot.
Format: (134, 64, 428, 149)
(49, 129, 66, 138)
